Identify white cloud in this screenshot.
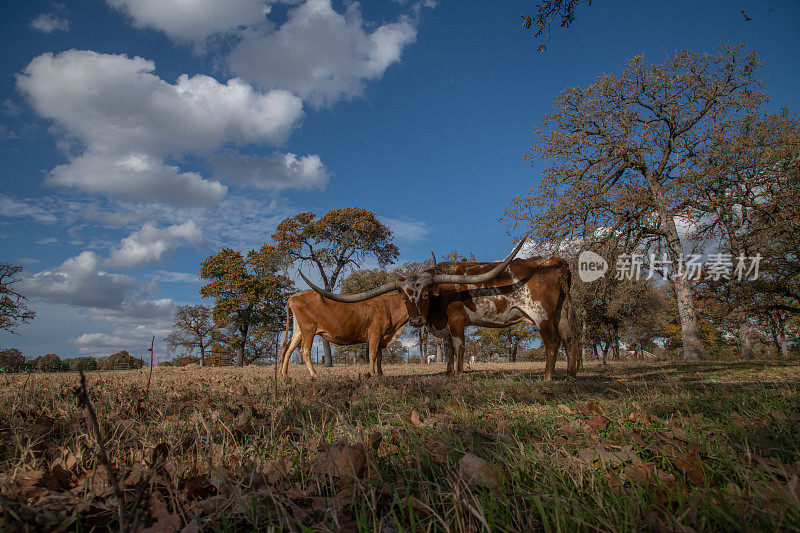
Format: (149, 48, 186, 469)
(212, 151, 329, 190)
(23, 251, 138, 308)
(22, 250, 177, 326)
(106, 221, 204, 268)
(380, 215, 429, 243)
(16, 50, 305, 205)
(50, 153, 228, 206)
(155, 270, 202, 284)
(228, 0, 418, 107)
(0, 194, 58, 224)
(107, 0, 266, 42)
(73, 322, 172, 356)
(30, 13, 70, 33)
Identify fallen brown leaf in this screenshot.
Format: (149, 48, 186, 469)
(312, 439, 367, 479)
(141, 491, 181, 533)
(585, 414, 610, 432)
(459, 453, 502, 489)
(577, 401, 605, 417)
(628, 410, 653, 425)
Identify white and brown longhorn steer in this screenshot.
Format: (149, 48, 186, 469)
(301, 237, 578, 381)
(279, 290, 408, 378)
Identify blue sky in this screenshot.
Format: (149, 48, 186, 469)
(1, 0, 798, 358)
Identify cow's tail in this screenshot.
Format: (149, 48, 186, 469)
(280, 302, 292, 360)
(559, 262, 581, 376)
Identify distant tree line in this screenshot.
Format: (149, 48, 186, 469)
(0, 349, 145, 373)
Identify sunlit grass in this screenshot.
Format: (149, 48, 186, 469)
(1, 359, 799, 531)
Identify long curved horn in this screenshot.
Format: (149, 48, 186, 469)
(430, 233, 529, 285)
(299, 271, 398, 303)
(430, 251, 437, 266)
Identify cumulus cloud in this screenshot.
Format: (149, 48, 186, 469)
(212, 151, 329, 190)
(228, 0, 418, 107)
(22, 248, 178, 330)
(106, 221, 204, 268)
(23, 251, 138, 308)
(16, 50, 307, 205)
(107, 0, 266, 42)
(73, 322, 172, 355)
(50, 153, 228, 206)
(30, 12, 70, 33)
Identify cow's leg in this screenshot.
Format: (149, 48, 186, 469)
(557, 298, 578, 378)
(453, 333, 466, 375)
(444, 335, 455, 375)
(367, 338, 380, 377)
(281, 329, 303, 378)
(298, 332, 318, 378)
(447, 317, 467, 376)
(540, 320, 561, 381)
(376, 346, 384, 376)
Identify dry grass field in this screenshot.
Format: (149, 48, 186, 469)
(1, 359, 800, 531)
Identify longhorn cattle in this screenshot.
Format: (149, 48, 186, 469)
(279, 290, 408, 378)
(300, 236, 578, 381)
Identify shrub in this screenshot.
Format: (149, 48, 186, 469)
(31, 354, 66, 372)
(0, 348, 26, 372)
(68, 357, 98, 371)
(100, 351, 144, 370)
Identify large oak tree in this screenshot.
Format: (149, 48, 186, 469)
(505, 42, 765, 361)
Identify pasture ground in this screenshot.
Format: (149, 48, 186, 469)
(1, 359, 799, 532)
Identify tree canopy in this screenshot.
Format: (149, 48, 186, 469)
(505, 42, 767, 361)
(1, 262, 35, 334)
(164, 305, 220, 367)
(200, 245, 294, 366)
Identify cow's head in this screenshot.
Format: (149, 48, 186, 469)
(395, 272, 435, 327)
(298, 234, 528, 328)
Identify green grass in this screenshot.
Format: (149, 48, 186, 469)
(1, 360, 799, 531)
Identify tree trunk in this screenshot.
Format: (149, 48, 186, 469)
(581, 321, 588, 367)
(739, 313, 753, 360)
(647, 169, 706, 361)
(780, 333, 789, 360)
(199, 344, 205, 368)
(237, 324, 249, 367)
(612, 327, 620, 361)
(436, 344, 443, 363)
(509, 343, 518, 363)
(322, 339, 333, 367)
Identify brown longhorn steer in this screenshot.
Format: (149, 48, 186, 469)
(279, 290, 408, 378)
(300, 237, 578, 381)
